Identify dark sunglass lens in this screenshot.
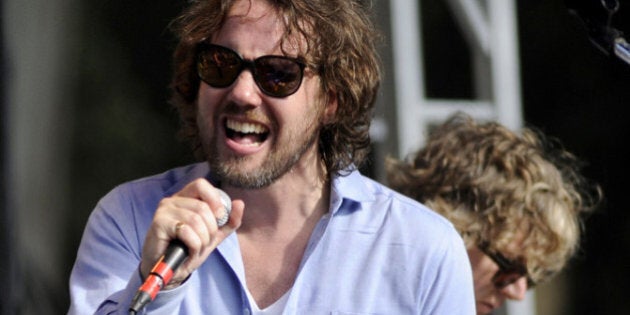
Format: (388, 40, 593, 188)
(198, 46, 242, 87)
(480, 243, 530, 289)
(255, 57, 303, 96)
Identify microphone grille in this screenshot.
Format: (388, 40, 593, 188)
(217, 189, 232, 227)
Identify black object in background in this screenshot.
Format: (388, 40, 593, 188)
(566, 0, 630, 65)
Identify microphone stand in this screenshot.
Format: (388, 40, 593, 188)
(567, 0, 630, 66)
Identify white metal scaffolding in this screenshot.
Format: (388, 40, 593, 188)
(390, 0, 523, 156)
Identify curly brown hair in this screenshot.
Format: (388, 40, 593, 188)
(168, 0, 381, 176)
(386, 113, 602, 285)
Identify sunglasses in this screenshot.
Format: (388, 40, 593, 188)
(196, 43, 306, 98)
(478, 242, 534, 289)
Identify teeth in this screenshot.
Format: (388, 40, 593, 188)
(226, 119, 268, 134)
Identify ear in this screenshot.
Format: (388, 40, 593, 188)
(322, 89, 338, 124)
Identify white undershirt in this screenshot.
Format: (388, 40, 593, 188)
(245, 289, 290, 315)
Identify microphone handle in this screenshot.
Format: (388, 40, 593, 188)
(129, 239, 188, 313)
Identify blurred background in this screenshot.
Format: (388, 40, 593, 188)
(2, 0, 629, 314)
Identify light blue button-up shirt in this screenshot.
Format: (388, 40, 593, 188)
(69, 163, 475, 314)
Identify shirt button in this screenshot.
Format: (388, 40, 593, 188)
(243, 308, 251, 315)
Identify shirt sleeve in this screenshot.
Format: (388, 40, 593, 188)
(67, 186, 188, 315)
(421, 227, 476, 314)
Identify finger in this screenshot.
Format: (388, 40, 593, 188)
(195, 199, 245, 260)
(165, 195, 234, 265)
(176, 178, 230, 226)
(179, 197, 241, 256)
(161, 221, 202, 285)
(151, 196, 212, 251)
(170, 219, 203, 259)
(220, 199, 244, 233)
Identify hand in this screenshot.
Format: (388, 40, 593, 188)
(139, 178, 244, 288)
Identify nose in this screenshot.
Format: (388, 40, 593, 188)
(500, 276, 528, 300)
(226, 69, 262, 106)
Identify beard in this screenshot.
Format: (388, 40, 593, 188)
(208, 126, 320, 189)
(203, 100, 325, 189)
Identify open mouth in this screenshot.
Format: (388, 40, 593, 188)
(225, 119, 269, 146)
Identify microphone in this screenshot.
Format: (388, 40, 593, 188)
(129, 189, 232, 313)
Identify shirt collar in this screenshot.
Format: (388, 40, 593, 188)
(328, 168, 374, 216)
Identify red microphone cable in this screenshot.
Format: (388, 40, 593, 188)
(129, 239, 188, 314)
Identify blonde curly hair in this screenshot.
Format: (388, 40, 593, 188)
(386, 113, 601, 285)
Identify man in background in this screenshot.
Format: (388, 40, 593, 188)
(387, 113, 601, 314)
